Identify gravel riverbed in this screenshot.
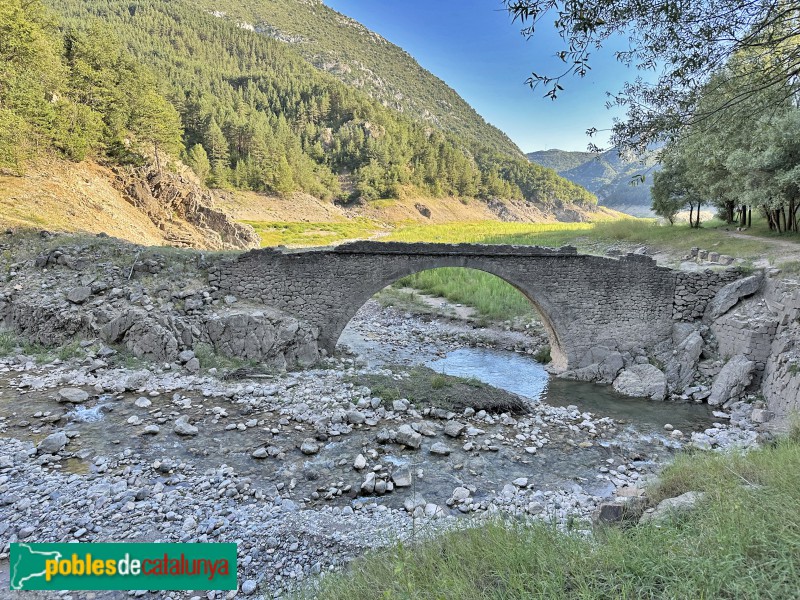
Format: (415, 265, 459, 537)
(0, 302, 761, 599)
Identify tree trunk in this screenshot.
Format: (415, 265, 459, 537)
(689, 204, 694, 228)
(154, 142, 162, 175)
(747, 207, 752, 228)
(725, 200, 735, 223)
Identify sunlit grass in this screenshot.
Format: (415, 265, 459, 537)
(395, 268, 537, 321)
(243, 218, 386, 247)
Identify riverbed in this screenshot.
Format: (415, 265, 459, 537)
(0, 300, 746, 599)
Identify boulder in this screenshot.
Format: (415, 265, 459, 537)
(37, 431, 68, 454)
(391, 466, 412, 487)
(429, 442, 451, 456)
(708, 355, 755, 406)
(704, 274, 763, 321)
(664, 330, 703, 392)
(443, 421, 466, 438)
(300, 438, 320, 455)
(173, 415, 198, 436)
(66, 286, 92, 304)
(57, 388, 89, 404)
(395, 424, 422, 449)
(612, 364, 667, 400)
(639, 491, 705, 523)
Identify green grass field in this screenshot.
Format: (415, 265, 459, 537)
(243, 218, 386, 247)
(300, 428, 800, 600)
(394, 268, 538, 321)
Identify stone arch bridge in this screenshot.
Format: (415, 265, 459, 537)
(208, 241, 736, 373)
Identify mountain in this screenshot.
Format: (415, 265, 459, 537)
(527, 148, 660, 217)
(40, 0, 595, 211)
(189, 0, 522, 159)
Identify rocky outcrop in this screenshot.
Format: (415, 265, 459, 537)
(114, 165, 259, 251)
(0, 235, 319, 370)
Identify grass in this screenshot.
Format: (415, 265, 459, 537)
(395, 268, 538, 321)
(301, 430, 800, 600)
(346, 366, 528, 414)
(243, 218, 386, 247)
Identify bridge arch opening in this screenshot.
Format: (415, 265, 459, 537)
(333, 266, 568, 371)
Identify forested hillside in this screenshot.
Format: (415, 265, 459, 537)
(527, 148, 658, 215)
(189, 0, 522, 159)
(2, 0, 595, 213)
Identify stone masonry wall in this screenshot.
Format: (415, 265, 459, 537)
(208, 242, 680, 373)
(673, 269, 743, 321)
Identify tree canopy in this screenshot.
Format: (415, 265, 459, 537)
(505, 0, 800, 151)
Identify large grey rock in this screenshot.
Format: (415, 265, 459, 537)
(664, 330, 703, 392)
(612, 364, 667, 400)
(705, 275, 763, 321)
(639, 491, 705, 523)
(66, 286, 92, 304)
(391, 466, 412, 487)
(300, 438, 320, 455)
(173, 415, 198, 436)
(57, 388, 89, 404)
(708, 354, 755, 406)
(38, 431, 68, 454)
(395, 424, 422, 449)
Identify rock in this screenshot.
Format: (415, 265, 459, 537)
(184, 358, 201, 373)
(664, 329, 703, 392)
(66, 286, 92, 304)
(353, 454, 367, 470)
(251, 448, 268, 459)
(134, 397, 152, 408)
(391, 467, 412, 487)
(300, 438, 320, 455)
(751, 408, 773, 423)
(241, 580, 258, 596)
(639, 491, 705, 523)
(443, 421, 466, 438)
(178, 350, 195, 363)
(395, 424, 422, 449)
(142, 425, 160, 435)
(513, 477, 528, 487)
(612, 364, 667, 400)
(57, 388, 89, 404)
(37, 431, 68, 454)
(451, 487, 471, 501)
(705, 274, 763, 321)
(708, 355, 755, 406)
(346, 411, 366, 425)
(124, 370, 150, 391)
(392, 399, 409, 412)
(173, 415, 198, 436)
(360, 472, 376, 494)
(429, 442, 451, 456)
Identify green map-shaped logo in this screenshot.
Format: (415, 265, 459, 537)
(10, 544, 63, 590)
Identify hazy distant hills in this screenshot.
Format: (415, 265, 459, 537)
(526, 149, 660, 217)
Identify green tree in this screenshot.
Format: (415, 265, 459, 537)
(131, 90, 184, 172)
(505, 0, 800, 151)
(186, 143, 211, 184)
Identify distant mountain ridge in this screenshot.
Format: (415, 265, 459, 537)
(527, 148, 660, 217)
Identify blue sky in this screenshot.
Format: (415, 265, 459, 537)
(324, 0, 637, 152)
